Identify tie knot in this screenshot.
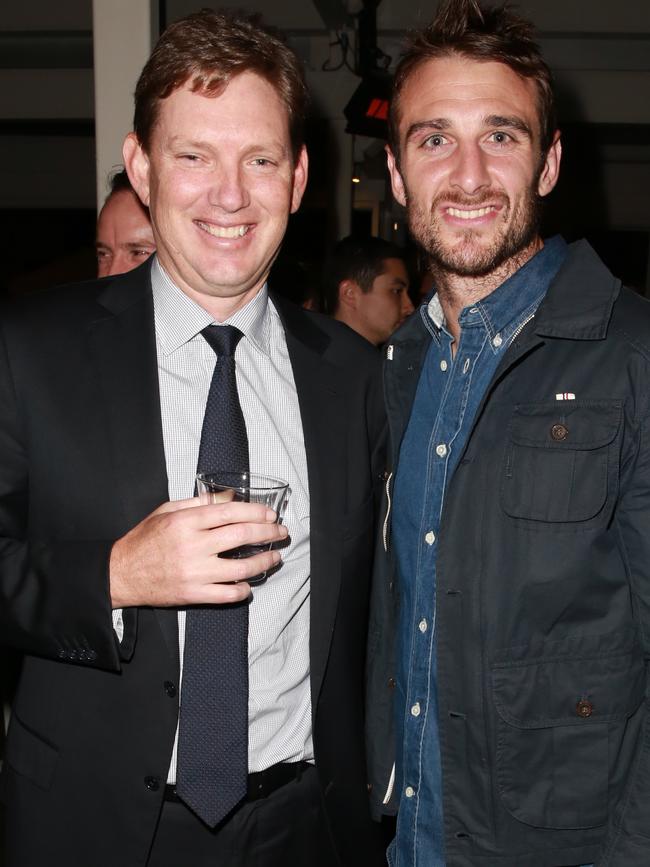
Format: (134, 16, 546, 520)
(201, 324, 244, 358)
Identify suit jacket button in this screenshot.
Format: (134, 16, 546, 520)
(87, 650, 97, 661)
(58, 649, 67, 659)
(144, 776, 160, 791)
(576, 699, 593, 718)
(164, 681, 177, 698)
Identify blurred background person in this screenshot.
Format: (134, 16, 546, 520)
(95, 168, 156, 277)
(320, 235, 414, 346)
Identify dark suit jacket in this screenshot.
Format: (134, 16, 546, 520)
(0, 261, 386, 866)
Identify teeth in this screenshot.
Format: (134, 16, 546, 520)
(447, 206, 493, 220)
(197, 222, 249, 238)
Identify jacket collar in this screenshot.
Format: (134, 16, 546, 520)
(389, 239, 620, 353)
(532, 240, 621, 341)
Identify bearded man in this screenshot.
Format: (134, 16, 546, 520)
(366, 1, 650, 865)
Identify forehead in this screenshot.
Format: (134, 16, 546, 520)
(398, 55, 540, 135)
(152, 71, 291, 147)
(377, 257, 408, 280)
(98, 190, 149, 232)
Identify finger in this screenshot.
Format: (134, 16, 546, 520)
(153, 497, 202, 515)
(206, 549, 283, 586)
(202, 520, 288, 557)
(199, 581, 252, 604)
(192, 501, 279, 529)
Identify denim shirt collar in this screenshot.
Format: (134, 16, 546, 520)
(423, 235, 568, 350)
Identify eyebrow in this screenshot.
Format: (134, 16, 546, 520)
(484, 114, 533, 137)
(405, 114, 533, 144)
(168, 136, 289, 157)
(405, 119, 451, 143)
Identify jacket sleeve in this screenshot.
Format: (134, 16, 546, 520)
(0, 321, 126, 671)
(599, 408, 650, 865)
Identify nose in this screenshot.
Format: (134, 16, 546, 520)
(448, 141, 490, 196)
(401, 292, 415, 319)
(207, 164, 250, 212)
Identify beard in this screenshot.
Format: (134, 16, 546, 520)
(406, 180, 543, 279)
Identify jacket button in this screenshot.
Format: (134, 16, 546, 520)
(87, 650, 97, 661)
(551, 423, 568, 441)
(576, 699, 593, 718)
(144, 776, 160, 791)
(164, 681, 177, 698)
(387, 677, 396, 689)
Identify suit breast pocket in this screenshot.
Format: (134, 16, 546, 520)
(500, 400, 622, 530)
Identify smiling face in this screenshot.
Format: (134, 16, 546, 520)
(123, 72, 308, 319)
(387, 55, 560, 284)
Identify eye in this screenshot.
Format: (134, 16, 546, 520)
(251, 157, 275, 168)
(180, 153, 201, 163)
(132, 249, 153, 259)
(423, 133, 447, 149)
(489, 131, 513, 145)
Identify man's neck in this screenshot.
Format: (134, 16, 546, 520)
(433, 237, 544, 351)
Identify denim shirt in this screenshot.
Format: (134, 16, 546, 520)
(389, 237, 569, 867)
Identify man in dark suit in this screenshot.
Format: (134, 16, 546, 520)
(0, 11, 385, 867)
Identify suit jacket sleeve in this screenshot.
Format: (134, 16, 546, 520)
(0, 316, 123, 671)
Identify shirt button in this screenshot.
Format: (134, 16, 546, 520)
(440, 359, 448, 372)
(424, 530, 436, 545)
(419, 618, 428, 633)
(405, 786, 415, 798)
(436, 443, 447, 458)
(411, 702, 421, 717)
(492, 334, 503, 347)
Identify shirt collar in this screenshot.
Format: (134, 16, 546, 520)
(151, 256, 272, 357)
(425, 235, 568, 341)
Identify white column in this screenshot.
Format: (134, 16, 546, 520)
(92, 0, 158, 210)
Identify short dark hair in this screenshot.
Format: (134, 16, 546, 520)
(133, 9, 308, 160)
(320, 236, 406, 315)
(389, 0, 556, 160)
(107, 167, 134, 197)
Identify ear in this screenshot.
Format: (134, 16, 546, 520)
(122, 133, 151, 207)
(386, 145, 407, 207)
(290, 145, 309, 214)
(537, 131, 562, 198)
(338, 279, 362, 311)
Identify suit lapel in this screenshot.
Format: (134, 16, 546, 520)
(87, 263, 179, 668)
(272, 297, 346, 709)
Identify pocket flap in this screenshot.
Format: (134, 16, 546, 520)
(509, 401, 622, 450)
(492, 630, 645, 729)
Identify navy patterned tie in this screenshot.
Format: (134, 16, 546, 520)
(176, 324, 249, 827)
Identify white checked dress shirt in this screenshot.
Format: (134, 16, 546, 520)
(114, 257, 314, 781)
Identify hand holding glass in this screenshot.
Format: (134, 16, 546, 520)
(196, 471, 290, 585)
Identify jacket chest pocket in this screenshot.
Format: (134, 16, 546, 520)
(500, 400, 622, 528)
(492, 630, 645, 830)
